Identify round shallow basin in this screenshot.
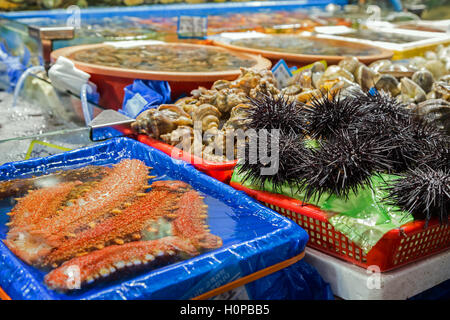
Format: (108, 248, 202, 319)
(51, 42, 272, 110)
(213, 34, 394, 66)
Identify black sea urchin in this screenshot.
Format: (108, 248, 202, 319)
(247, 93, 305, 135)
(297, 129, 395, 201)
(301, 91, 366, 139)
(350, 90, 411, 123)
(237, 131, 309, 192)
(349, 112, 449, 173)
(420, 138, 450, 171)
(385, 166, 450, 226)
(385, 118, 449, 172)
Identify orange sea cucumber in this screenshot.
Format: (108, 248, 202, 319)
(43, 181, 189, 266)
(44, 237, 199, 292)
(5, 159, 151, 265)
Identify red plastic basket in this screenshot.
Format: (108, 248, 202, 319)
(138, 135, 237, 183)
(231, 181, 450, 272)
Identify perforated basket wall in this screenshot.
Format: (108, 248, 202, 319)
(232, 182, 450, 272)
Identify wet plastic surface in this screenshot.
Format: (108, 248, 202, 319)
(245, 259, 333, 300)
(0, 137, 311, 300)
(0, 92, 95, 165)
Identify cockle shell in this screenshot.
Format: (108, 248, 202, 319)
(338, 56, 361, 75)
(412, 70, 434, 93)
(369, 59, 392, 73)
(413, 99, 450, 134)
(424, 60, 446, 80)
(428, 81, 450, 102)
(375, 74, 400, 96)
(400, 77, 426, 104)
(317, 65, 354, 88)
(355, 65, 380, 92)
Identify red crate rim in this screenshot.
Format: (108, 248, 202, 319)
(230, 181, 443, 239)
(138, 135, 237, 172)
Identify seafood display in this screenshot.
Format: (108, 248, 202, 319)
(70, 43, 256, 72)
(213, 33, 394, 65)
(0, 0, 290, 11)
(2, 159, 222, 291)
(136, 10, 350, 35)
(22, 17, 165, 41)
(312, 25, 450, 60)
(287, 45, 450, 133)
(235, 88, 449, 228)
(396, 20, 450, 33)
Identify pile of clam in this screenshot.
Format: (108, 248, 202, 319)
(284, 44, 450, 134)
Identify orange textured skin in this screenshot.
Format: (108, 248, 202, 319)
(5, 159, 150, 265)
(172, 190, 223, 250)
(35, 159, 149, 238)
(44, 236, 199, 291)
(8, 181, 82, 229)
(3, 161, 223, 291)
(44, 185, 183, 266)
(0, 165, 111, 199)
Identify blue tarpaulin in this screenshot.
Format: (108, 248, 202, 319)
(0, 43, 30, 92)
(0, 137, 332, 300)
(120, 79, 171, 118)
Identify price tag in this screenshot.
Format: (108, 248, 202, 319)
(292, 60, 327, 75)
(271, 59, 293, 88)
(177, 15, 208, 39)
(25, 140, 71, 160)
(123, 92, 148, 118)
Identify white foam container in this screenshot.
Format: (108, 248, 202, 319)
(311, 26, 450, 59)
(304, 247, 450, 300)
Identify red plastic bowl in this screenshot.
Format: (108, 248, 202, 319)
(213, 35, 393, 67)
(51, 42, 271, 110)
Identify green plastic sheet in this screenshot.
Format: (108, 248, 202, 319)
(231, 169, 413, 254)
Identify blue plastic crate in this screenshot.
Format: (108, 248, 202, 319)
(0, 137, 311, 300)
(0, 1, 348, 20)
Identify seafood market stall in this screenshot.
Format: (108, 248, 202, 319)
(0, 1, 349, 66)
(0, 0, 449, 302)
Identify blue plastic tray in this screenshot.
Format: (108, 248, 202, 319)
(0, 137, 309, 300)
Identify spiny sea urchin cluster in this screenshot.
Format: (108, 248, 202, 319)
(238, 89, 449, 226)
(354, 92, 450, 225)
(350, 90, 411, 123)
(237, 131, 309, 192)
